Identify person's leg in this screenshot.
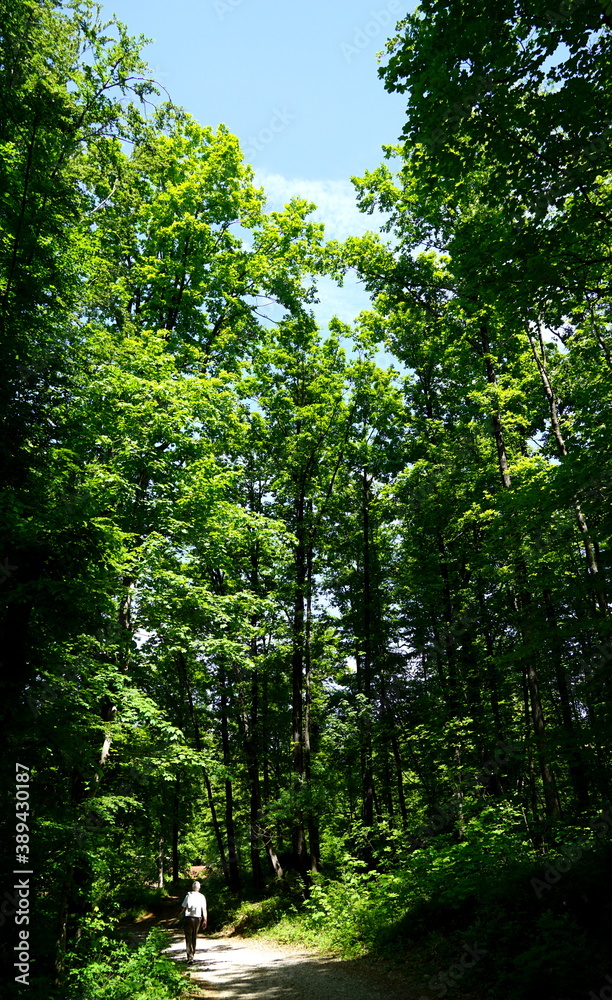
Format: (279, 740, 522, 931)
(185, 917, 197, 959)
(192, 919, 199, 958)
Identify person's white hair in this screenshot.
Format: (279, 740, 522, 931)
(192, 881, 200, 890)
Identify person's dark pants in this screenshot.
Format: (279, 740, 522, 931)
(184, 916, 200, 959)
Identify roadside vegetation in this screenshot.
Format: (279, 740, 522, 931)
(2, 2, 612, 999)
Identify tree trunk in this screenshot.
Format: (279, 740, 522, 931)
(304, 529, 320, 870)
(291, 494, 308, 875)
(157, 835, 164, 889)
(543, 590, 590, 808)
(54, 869, 74, 984)
(361, 467, 375, 828)
(220, 664, 241, 891)
(237, 649, 284, 884)
(521, 596, 562, 820)
(527, 319, 607, 616)
(178, 652, 230, 885)
(520, 664, 540, 829)
(481, 326, 512, 489)
(379, 666, 400, 821)
(436, 534, 462, 718)
(390, 725, 408, 827)
(172, 778, 180, 884)
(476, 580, 504, 739)
(481, 324, 561, 820)
(248, 665, 264, 891)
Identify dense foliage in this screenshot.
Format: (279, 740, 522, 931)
(1, 2, 611, 998)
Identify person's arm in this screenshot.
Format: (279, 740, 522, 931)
(200, 897, 207, 929)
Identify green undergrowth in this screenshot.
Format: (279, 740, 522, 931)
(65, 928, 185, 1000)
(227, 811, 612, 999)
(115, 884, 171, 924)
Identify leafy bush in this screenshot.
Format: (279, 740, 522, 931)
(66, 929, 184, 1000)
(113, 884, 170, 923)
(238, 806, 612, 999)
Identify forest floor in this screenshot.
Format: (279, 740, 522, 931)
(168, 932, 417, 1000)
(120, 892, 431, 999)
(120, 891, 489, 1000)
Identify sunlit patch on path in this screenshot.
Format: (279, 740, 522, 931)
(164, 931, 411, 1000)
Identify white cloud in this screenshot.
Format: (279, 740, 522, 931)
(254, 171, 383, 243)
(252, 171, 388, 328)
(312, 273, 371, 328)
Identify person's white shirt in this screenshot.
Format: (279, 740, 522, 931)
(181, 890, 207, 919)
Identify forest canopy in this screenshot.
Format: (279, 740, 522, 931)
(1, 2, 611, 999)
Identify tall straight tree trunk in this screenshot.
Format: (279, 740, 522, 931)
(480, 324, 561, 820)
(379, 668, 400, 821)
(55, 696, 118, 979)
(247, 662, 264, 891)
(436, 534, 462, 718)
(361, 467, 375, 828)
(244, 505, 284, 881)
(54, 869, 74, 983)
(236, 647, 284, 884)
(476, 578, 504, 740)
(521, 662, 541, 832)
(523, 649, 561, 820)
(291, 493, 308, 875)
(304, 530, 320, 870)
(262, 671, 271, 806)
(172, 778, 180, 884)
(390, 725, 408, 827)
(527, 319, 608, 616)
(178, 652, 230, 885)
(543, 590, 590, 808)
(157, 835, 164, 889)
(480, 328, 512, 490)
(220, 664, 241, 891)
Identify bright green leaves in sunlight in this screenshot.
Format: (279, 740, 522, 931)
(2, 2, 612, 997)
(84, 110, 328, 368)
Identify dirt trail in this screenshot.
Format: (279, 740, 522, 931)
(123, 892, 419, 999)
(164, 929, 416, 1000)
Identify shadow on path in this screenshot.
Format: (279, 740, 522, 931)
(163, 929, 415, 1000)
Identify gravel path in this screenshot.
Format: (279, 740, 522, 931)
(164, 930, 416, 1000)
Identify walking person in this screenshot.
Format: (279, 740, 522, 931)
(180, 880, 207, 963)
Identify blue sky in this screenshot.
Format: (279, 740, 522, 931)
(101, 0, 413, 325)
